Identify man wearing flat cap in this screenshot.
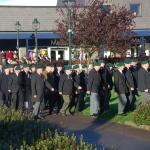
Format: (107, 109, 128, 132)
(138, 61, 150, 101)
(124, 59, 136, 111)
(8, 66, 24, 110)
(44, 64, 56, 114)
(114, 62, 128, 115)
(31, 64, 54, 119)
(87, 62, 102, 117)
(59, 65, 73, 116)
(72, 65, 82, 113)
(20, 64, 32, 112)
(0, 65, 11, 107)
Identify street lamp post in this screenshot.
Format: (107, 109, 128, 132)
(63, 0, 74, 65)
(32, 18, 40, 56)
(15, 21, 21, 51)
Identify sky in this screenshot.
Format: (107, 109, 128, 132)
(0, 0, 57, 6)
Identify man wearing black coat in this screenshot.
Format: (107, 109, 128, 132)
(87, 62, 102, 117)
(99, 61, 113, 113)
(124, 59, 136, 111)
(44, 64, 56, 114)
(8, 66, 24, 110)
(59, 65, 73, 116)
(72, 65, 82, 113)
(114, 62, 128, 115)
(20, 64, 32, 111)
(79, 64, 88, 111)
(138, 61, 150, 101)
(130, 59, 139, 108)
(130, 60, 139, 90)
(31, 64, 54, 119)
(0, 65, 11, 107)
(54, 64, 64, 113)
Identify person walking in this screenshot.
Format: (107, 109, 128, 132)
(0, 65, 11, 107)
(31, 64, 54, 119)
(138, 61, 150, 101)
(20, 64, 32, 112)
(44, 64, 56, 114)
(79, 64, 88, 111)
(87, 62, 102, 117)
(124, 59, 136, 111)
(54, 64, 64, 113)
(72, 65, 82, 113)
(114, 62, 128, 115)
(8, 66, 24, 110)
(99, 61, 113, 113)
(59, 65, 73, 116)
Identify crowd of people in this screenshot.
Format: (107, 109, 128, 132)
(0, 56, 149, 120)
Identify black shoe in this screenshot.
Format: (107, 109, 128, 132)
(34, 115, 44, 120)
(118, 113, 127, 116)
(91, 114, 98, 118)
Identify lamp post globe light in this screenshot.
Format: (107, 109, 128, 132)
(63, 0, 75, 65)
(15, 21, 21, 51)
(32, 18, 40, 56)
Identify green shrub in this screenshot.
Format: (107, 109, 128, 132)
(0, 107, 98, 150)
(134, 100, 150, 126)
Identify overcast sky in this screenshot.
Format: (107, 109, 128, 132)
(0, 0, 57, 6)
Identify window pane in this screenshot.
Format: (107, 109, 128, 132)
(130, 4, 141, 16)
(101, 4, 111, 12)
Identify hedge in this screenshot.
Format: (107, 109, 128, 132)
(134, 100, 150, 126)
(0, 107, 98, 150)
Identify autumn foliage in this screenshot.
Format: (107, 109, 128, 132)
(56, 0, 136, 56)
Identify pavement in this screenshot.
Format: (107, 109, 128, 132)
(43, 114, 150, 150)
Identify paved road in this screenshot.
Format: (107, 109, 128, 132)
(44, 115, 150, 150)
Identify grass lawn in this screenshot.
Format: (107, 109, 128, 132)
(82, 90, 141, 124)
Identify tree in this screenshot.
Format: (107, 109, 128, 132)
(56, 0, 136, 61)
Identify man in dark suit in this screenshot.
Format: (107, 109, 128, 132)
(87, 62, 102, 117)
(106, 63, 114, 104)
(72, 65, 82, 113)
(130, 59, 139, 90)
(79, 64, 88, 111)
(124, 59, 136, 111)
(0, 65, 11, 107)
(99, 61, 113, 113)
(114, 62, 128, 115)
(138, 61, 150, 101)
(130, 59, 139, 109)
(8, 66, 24, 110)
(59, 65, 73, 116)
(44, 64, 56, 114)
(31, 64, 54, 119)
(20, 64, 32, 112)
(54, 64, 64, 113)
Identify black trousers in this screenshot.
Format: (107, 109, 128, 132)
(99, 90, 110, 113)
(2, 90, 11, 107)
(74, 92, 85, 113)
(44, 90, 56, 113)
(11, 90, 23, 110)
(24, 89, 32, 111)
(0, 91, 3, 106)
(126, 90, 136, 111)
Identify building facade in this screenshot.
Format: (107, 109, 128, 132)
(0, 0, 150, 60)
(111, 0, 150, 56)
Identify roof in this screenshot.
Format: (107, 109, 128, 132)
(0, 6, 60, 32)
